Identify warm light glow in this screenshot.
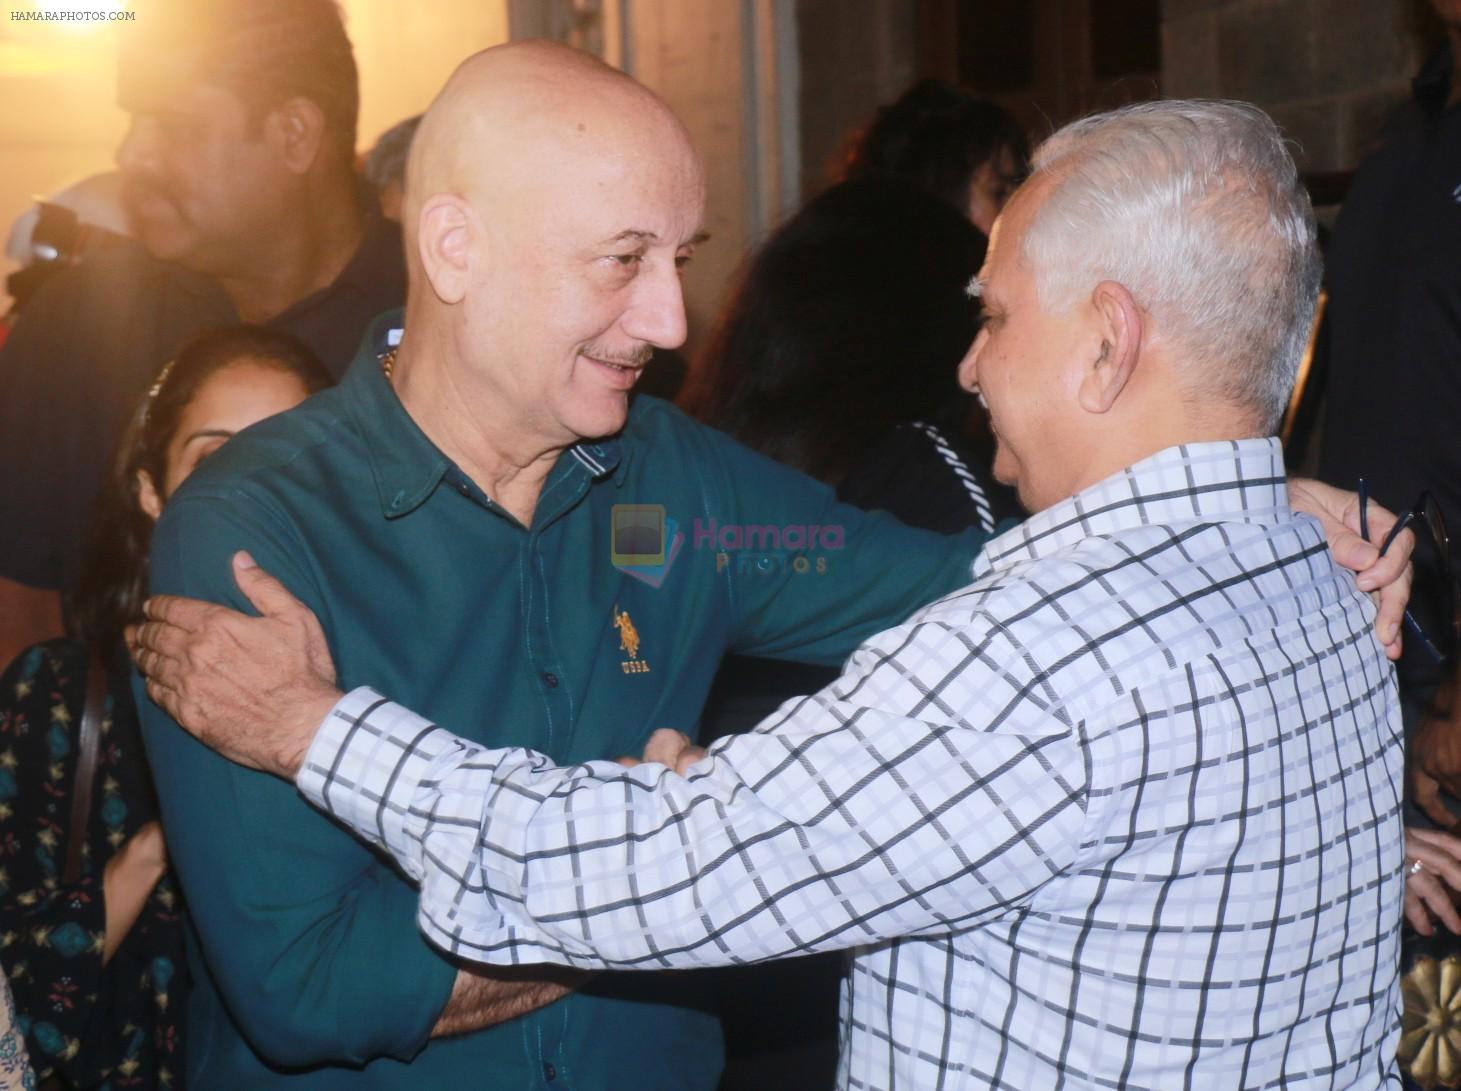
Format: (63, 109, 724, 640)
(30, 0, 128, 33)
(22, 0, 127, 33)
(0, 0, 128, 75)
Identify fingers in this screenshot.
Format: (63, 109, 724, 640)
(142, 593, 214, 632)
(1346, 495, 1412, 652)
(130, 620, 193, 689)
(1327, 526, 1382, 581)
(673, 745, 708, 775)
(233, 551, 308, 618)
(132, 597, 230, 681)
(638, 729, 708, 775)
(142, 674, 185, 727)
(1405, 825, 1461, 935)
(1284, 480, 1413, 656)
(1352, 497, 1413, 578)
(1412, 769, 1459, 831)
(640, 728, 694, 767)
(1412, 870, 1461, 934)
(1370, 558, 1414, 664)
(1408, 825, 1461, 863)
(1406, 888, 1436, 936)
(1289, 478, 1379, 567)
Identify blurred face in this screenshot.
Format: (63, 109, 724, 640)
(957, 184, 1089, 512)
(966, 144, 1022, 237)
(471, 126, 706, 445)
(116, 64, 292, 273)
(137, 359, 313, 518)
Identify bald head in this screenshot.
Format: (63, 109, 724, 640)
(393, 41, 705, 458)
(404, 41, 698, 267)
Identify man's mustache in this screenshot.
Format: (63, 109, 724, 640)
(582, 344, 654, 368)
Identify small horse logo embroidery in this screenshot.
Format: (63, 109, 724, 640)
(613, 607, 649, 674)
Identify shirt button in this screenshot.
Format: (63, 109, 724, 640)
(544, 1061, 558, 1081)
(542, 672, 559, 688)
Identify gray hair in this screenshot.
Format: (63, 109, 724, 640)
(1022, 100, 1320, 433)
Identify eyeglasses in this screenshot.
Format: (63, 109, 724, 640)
(1359, 479, 1460, 665)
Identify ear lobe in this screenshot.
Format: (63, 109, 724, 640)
(1078, 281, 1142, 414)
(136, 469, 163, 522)
(268, 97, 327, 175)
(417, 195, 474, 305)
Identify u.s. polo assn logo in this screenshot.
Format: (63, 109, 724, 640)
(613, 606, 650, 674)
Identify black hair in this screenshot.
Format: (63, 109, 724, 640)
(845, 79, 1029, 217)
(119, 0, 359, 167)
(69, 325, 333, 652)
(687, 177, 987, 485)
(363, 115, 422, 194)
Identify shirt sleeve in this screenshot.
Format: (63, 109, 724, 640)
(297, 609, 1090, 970)
(138, 493, 456, 1068)
(690, 424, 993, 666)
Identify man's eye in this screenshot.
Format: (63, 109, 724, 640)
(674, 253, 694, 271)
(610, 254, 643, 268)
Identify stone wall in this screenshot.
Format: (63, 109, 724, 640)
(1162, 0, 1433, 173)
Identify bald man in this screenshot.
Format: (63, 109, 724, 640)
(132, 41, 996, 1088)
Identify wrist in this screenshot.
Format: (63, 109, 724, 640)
(281, 687, 343, 780)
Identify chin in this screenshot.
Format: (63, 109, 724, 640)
(566, 395, 632, 443)
(133, 221, 196, 264)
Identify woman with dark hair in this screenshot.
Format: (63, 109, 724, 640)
(845, 77, 1029, 235)
(688, 177, 1019, 1091)
(689, 176, 1017, 535)
(0, 325, 330, 1089)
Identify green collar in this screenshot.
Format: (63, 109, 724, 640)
(342, 312, 625, 520)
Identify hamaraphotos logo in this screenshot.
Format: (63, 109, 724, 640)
(613, 505, 845, 588)
(611, 504, 684, 587)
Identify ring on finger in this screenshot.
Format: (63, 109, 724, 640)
(1410, 858, 1425, 876)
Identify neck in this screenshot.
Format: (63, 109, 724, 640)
(1065, 399, 1265, 506)
(390, 324, 564, 526)
(218, 177, 365, 323)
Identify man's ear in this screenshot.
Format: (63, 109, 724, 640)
(416, 194, 474, 305)
(267, 97, 328, 175)
(1078, 280, 1143, 414)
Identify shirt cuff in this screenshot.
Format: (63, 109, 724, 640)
(295, 686, 464, 881)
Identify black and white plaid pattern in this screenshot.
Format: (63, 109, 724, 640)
(299, 439, 1404, 1090)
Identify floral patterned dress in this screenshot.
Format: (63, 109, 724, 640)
(0, 974, 33, 1090)
(0, 640, 185, 1088)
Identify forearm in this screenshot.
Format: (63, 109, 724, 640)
(102, 822, 166, 964)
(432, 965, 584, 1037)
(300, 673, 1087, 971)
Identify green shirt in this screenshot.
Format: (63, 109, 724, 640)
(139, 313, 988, 1089)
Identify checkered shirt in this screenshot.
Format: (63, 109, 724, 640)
(299, 438, 1404, 1090)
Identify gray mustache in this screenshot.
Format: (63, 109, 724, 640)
(582, 344, 653, 368)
